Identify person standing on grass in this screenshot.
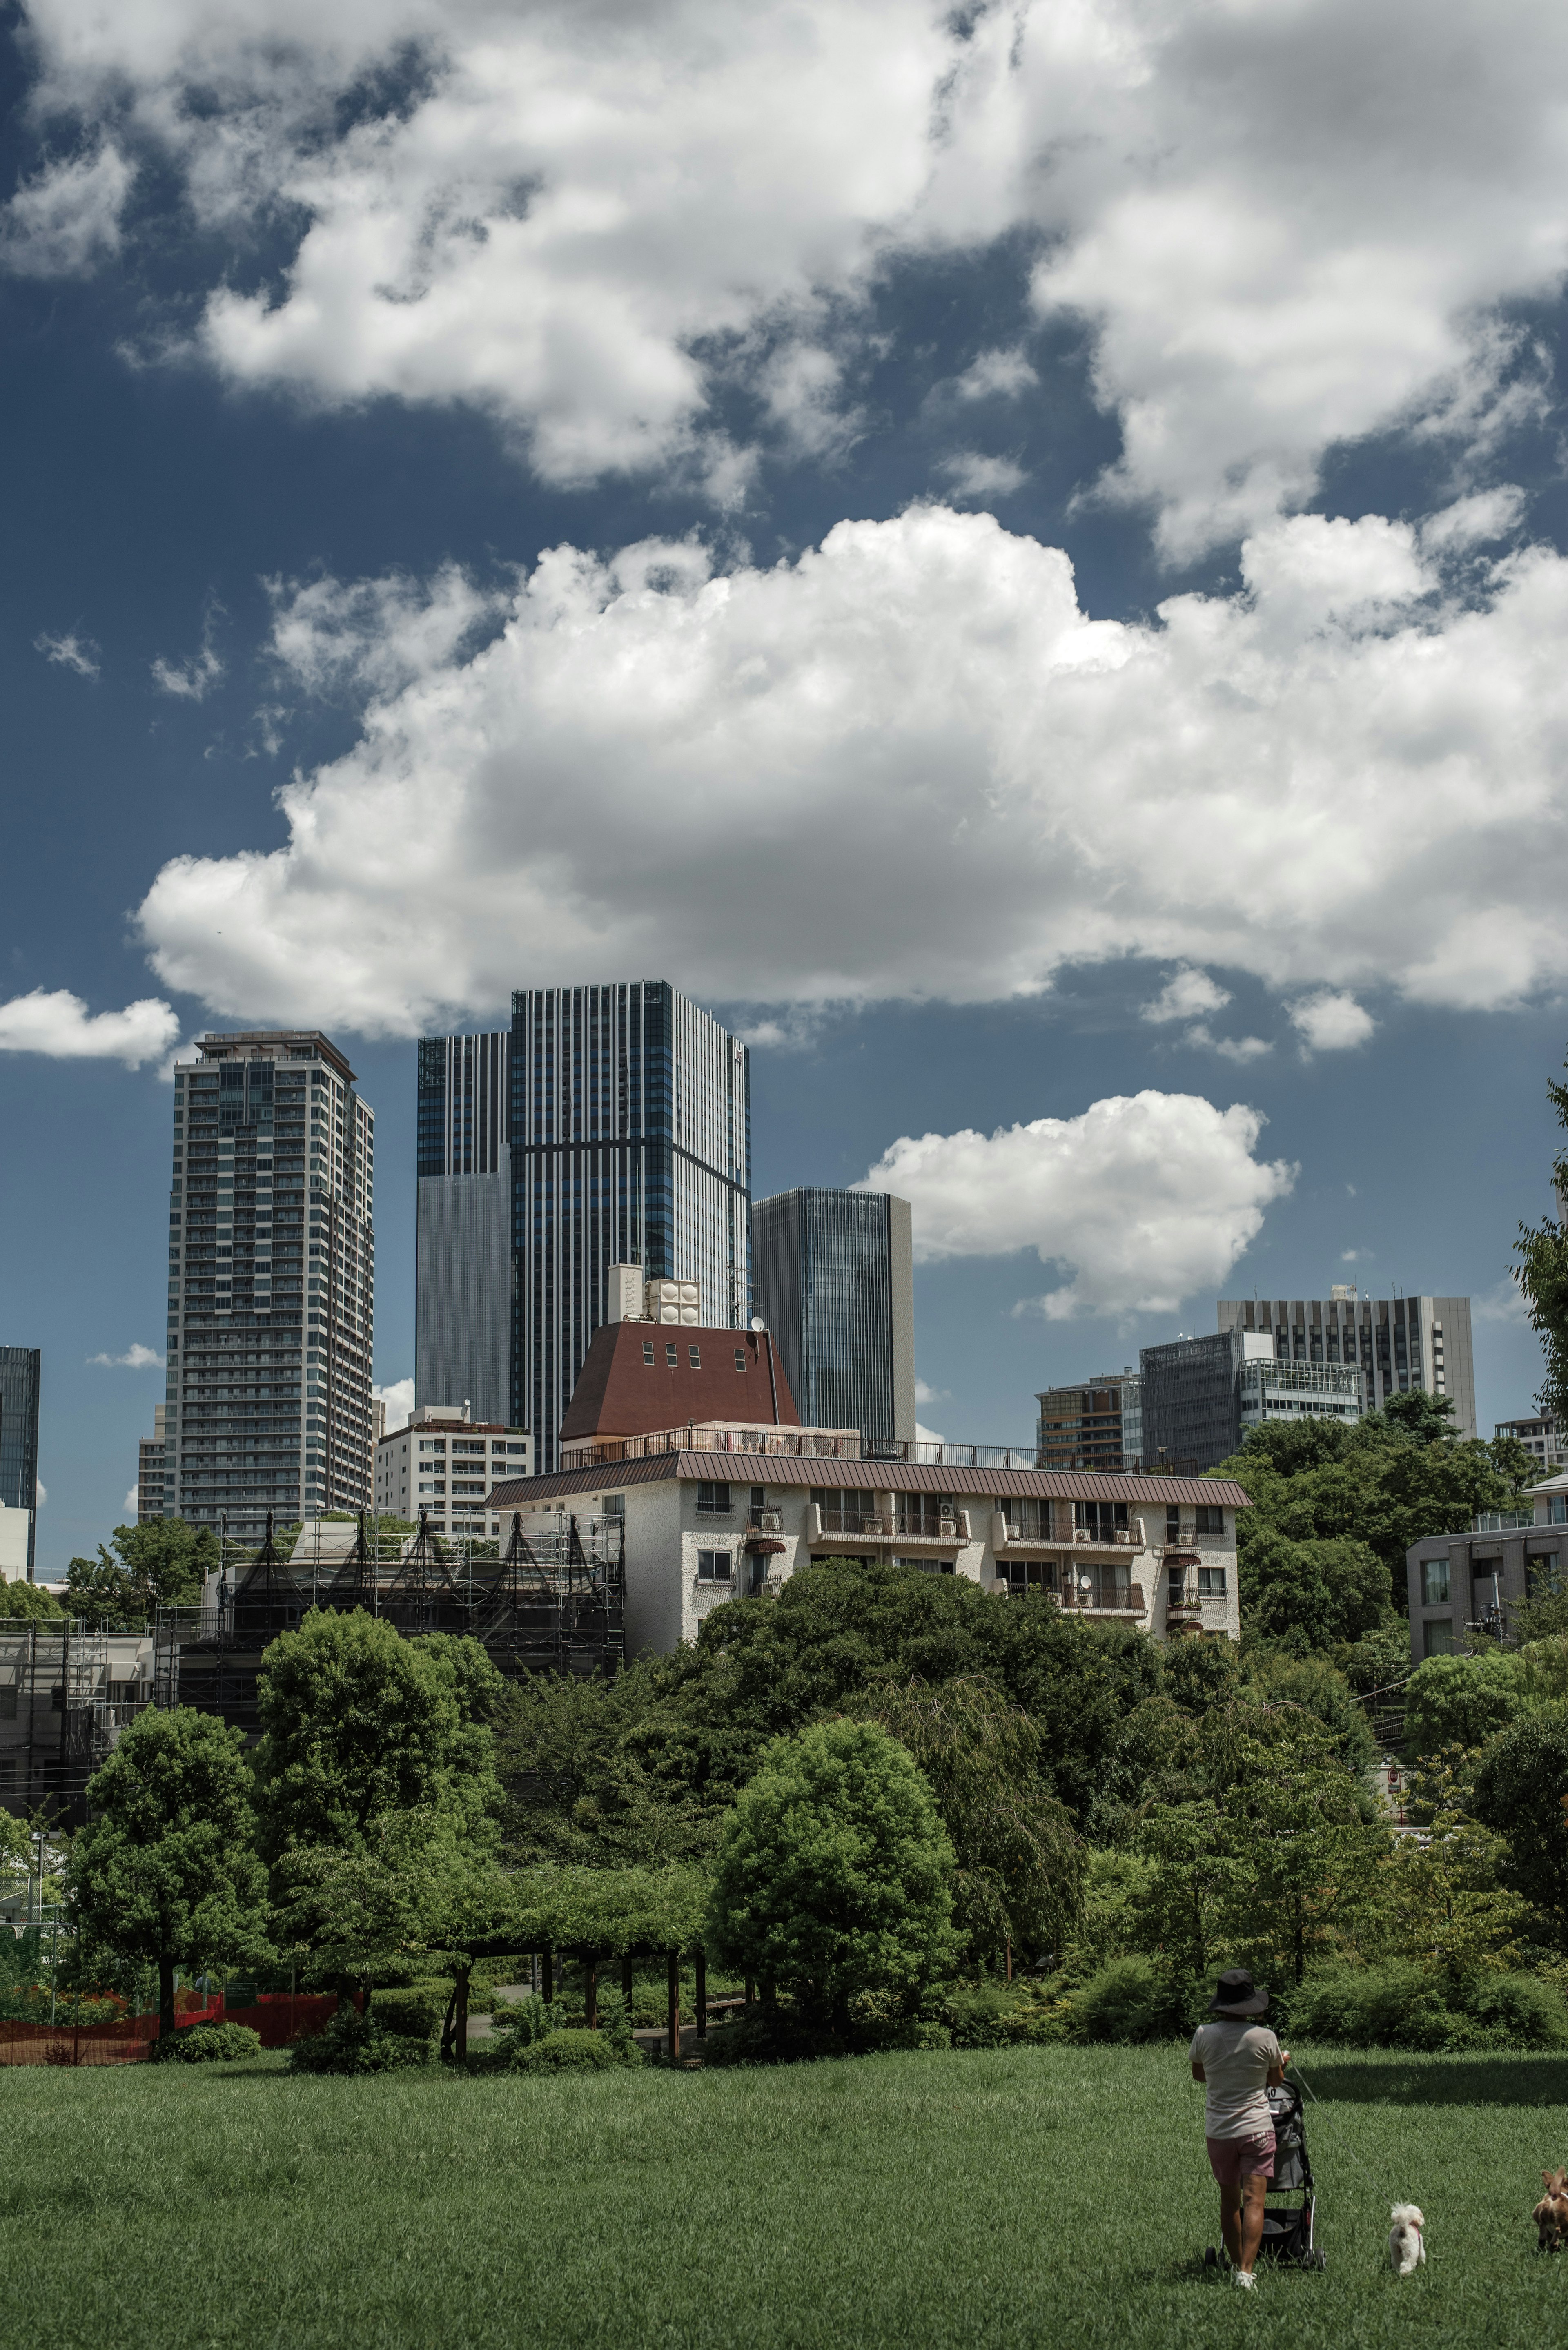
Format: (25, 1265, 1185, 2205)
(1189, 1967, 1290, 2290)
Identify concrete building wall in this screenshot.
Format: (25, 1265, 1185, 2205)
(415, 1158, 512, 1427)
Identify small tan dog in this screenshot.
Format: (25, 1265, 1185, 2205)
(1388, 2204, 1425, 2275)
(1533, 2170, 1568, 2252)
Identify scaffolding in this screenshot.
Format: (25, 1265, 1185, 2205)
(0, 1622, 121, 1822)
(155, 1509, 626, 1733)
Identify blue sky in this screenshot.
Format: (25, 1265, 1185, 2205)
(1, 0, 1564, 1573)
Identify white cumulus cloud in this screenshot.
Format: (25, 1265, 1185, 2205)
(1183, 1025, 1272, 1064)
(34, 631, 100, 678)
(1289, 990, 1377, 1052)
(1142, 967, 1231, 1024)
(0, 990, 180, 1068)
(858, 1091, 1295, 1320)
(2, 140, 134, 276)
(89, 1344, 166, 1369)
(12, 0, 1568, 544)
(374, 1376, 415, 1433)
(123, 1485, 140, 1514)
(938, 452, 1029, 502)
(129, 507, 1568, 1033)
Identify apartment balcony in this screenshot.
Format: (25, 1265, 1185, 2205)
(1058, 1576, 1147, 1620)
(990, 1512, 1149, 1554)
(807, 1505, 971, 1548)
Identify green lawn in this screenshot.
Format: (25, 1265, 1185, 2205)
(6, 2045, 1568, 2348)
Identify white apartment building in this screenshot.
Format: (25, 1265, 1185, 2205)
(489, 1427, 1246, 1657)
(1495, 1412, 1563, 1472)
(374, 1404, 530, 1541)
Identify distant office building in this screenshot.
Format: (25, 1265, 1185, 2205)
(1218, 1290, 1474, 1438)
(418, 983, 750, 1473)
(1036, 1371, 1142, 1471)
(0, 1347, 40, 1580)
(137, 1405, 168, 1523)
(1141, 1325, 1365, 1472)
(1496, 1412, 1563, 1472)
(165, 1032, 374, 1541)
(751, 1190, 915, 1450)
(374, 1403, 530, 1541)
(416, 1027, 512, 1427)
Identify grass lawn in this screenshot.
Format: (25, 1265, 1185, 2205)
(7, 2044, 1568, 2348)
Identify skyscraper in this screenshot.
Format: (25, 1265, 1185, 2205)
(418, 983, 750, 1472)
(0, 1347, 41, 1580)
(750, 1189, 915, 1450)
(165, 1032, 374, 1539)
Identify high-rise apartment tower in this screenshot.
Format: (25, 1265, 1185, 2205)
(751, 1189, 915, 1450)
(418, 983, 750, 1472)
(165, 1032, 374, 1539)
(0, 1347, 41, 1579)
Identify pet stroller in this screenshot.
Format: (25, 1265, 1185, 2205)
(1205, 2081, 1325, 2272)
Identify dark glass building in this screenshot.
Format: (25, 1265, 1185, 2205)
(1138, 1332, 1242, 1472)
(751, 1189, 915, 1449)
(0, 1347, 41, 1579)
(418, 983, 751, 1473)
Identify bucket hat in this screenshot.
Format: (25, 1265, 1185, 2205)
(1209, 1967, 1269, 2018)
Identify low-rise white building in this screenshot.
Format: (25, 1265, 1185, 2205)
(490, 1424, 1246, 1657)
(374, 1403, 530, 1541)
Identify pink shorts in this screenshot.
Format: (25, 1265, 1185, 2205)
(1207, 2131, 1275, 2187)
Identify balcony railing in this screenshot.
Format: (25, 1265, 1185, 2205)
(813, 1507, 971, 1543)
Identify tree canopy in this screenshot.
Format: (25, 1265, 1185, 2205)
(63, 1520, 218, 1631)
(1517, 1051, 1568, 1427)
(706, 1718, 958, 2031)
(67, 1707, 268, 2033)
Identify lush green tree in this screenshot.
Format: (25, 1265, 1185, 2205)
(1516, 1052, 1568, 1427)
(66, 1708, 268, 2036)
(1237, 1526, 1392, 1649)
(1472, 1704, 1568, 1942)
(706, 1719, 958, 2032)
(1370, 1750, 1528, 1983)
(64, 1520, 219, 1630)
(252, 1612, 502, 1864)
(1405, 1650, 1525, 1757)
(851, 1677, 1083, 1967)
(0, 1579, 64, 1622)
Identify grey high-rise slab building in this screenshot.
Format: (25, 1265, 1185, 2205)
(0, 1347, 41, 1579)
(165, 1032, 374, 1539)
(418, 982, 750, 1473)
(751, 1189, 915, 1450)
(1217, 1291, 1474, 1439)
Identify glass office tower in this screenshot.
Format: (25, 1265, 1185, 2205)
(751, 1189, 915, 1449)
(0, 1348, 41, 1579)
(418, 982, 750, 1472)
(165, 1032, 374, 1540)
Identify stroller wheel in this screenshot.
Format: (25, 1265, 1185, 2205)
(1310, 2251, 1327, 2271)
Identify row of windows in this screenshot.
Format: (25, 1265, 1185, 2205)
(640, 1340, 749, 1373)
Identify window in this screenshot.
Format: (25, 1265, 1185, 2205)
(697, 1551, 732, 1581)
(1195, 1505, 1224, 1536)
(452, 1439, 486, 1455)
(1198, 1565, 1227, 1596)
(1167, 1561, 1185, 1603)
(604, 1494, 625, 1520)
(1529, 1552, 1562, 1594)
(689, 1345, 701, 1369)
(735, 1350, 746, 1372)
(1074, 1501, 1128, 1537)
(1421, 1558, 1450, 1605)
(419, 1439, 446, 1456)
(1423, 1619, 1455, 1657)
(1166, 1505, 1181, 1541)
(666, 1343, 678, 1367)
(644, 1341, 655, 1366)
(697, 1481, 731, 1515)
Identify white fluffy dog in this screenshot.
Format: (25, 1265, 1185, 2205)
(1388, 2205, 1426, 2275)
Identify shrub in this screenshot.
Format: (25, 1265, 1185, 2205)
(510, 2028, 621, 2074)
(1288, 1963, 1459, 2049)
(1064, 1956, 1184, 2043)
(1466, 1972, 1568, 2049)
(289, 2007, 432, 2074)
(699, 2009, 846, 2067)
(372, 1987, 446, 2040)
(488, 1993, 564, 2051)
(153, 2021, 263, 2064)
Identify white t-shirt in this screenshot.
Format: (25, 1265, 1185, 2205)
(1189, 2019, 1281, 2140)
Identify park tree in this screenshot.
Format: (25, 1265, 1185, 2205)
(1516, 1051, 1568, 1427)
(1471, 1704, 1568, 1942)
(1373, 1750, 1528, 1983)
(64, 1519, 218, 1631)
(1404, 1650, 1525, 1757)
(66, 1707, 268, 2037)
(0, 1579, 64, 1622)
(851, 1677, 1083, 1969)
(706, 1718, 958, 2033)
(252, 1612, 503, 1864)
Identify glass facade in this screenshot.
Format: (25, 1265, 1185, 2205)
(1036, 1372, 1142, 1470)
(751, 1189, 915, 1450)
(165, 1032, 374, 1541)
(0, 1348, 41, 1578)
